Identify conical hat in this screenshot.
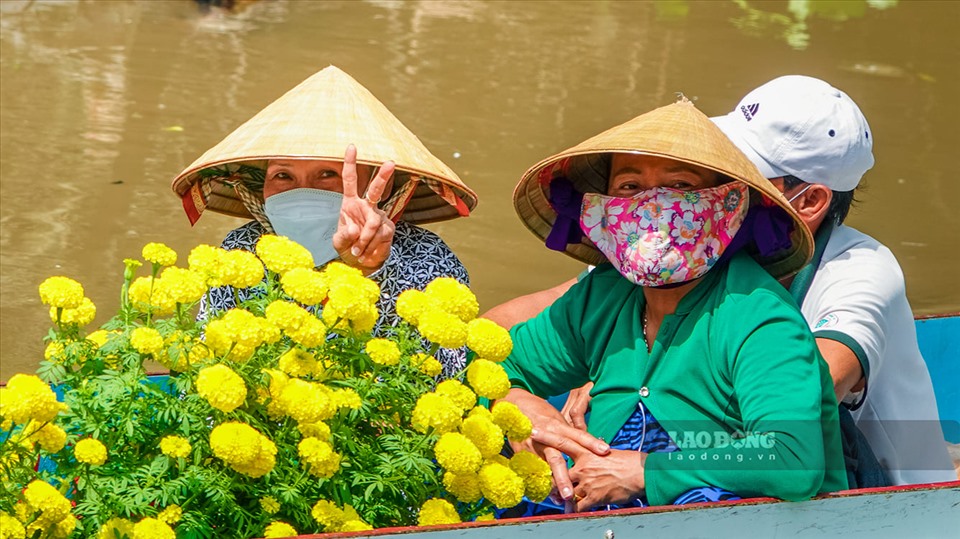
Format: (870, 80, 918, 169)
(513, 99, 813, 279)
(171, 66, 477, 225)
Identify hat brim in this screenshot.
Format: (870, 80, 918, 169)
(170, 66, 477, 225)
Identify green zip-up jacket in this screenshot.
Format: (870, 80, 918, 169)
(502, 252, 847, 506)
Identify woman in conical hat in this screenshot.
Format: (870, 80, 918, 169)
(171, 66, 477, 375)
(498, 99, 847, 512)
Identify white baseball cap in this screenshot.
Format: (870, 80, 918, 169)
(711, 75, 874, 192)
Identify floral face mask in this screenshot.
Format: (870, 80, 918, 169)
(580, 182, 750, 287)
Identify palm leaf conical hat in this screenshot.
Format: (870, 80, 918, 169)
(171, 66, 477, 225)
(513, 99, 813, 279)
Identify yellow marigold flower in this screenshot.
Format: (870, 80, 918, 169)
(298, 421, 331, 441)
(132, 517, 175, 539)
(434, 432, 482, 474)
(320, 261, 364, 284)
(395, 289, 437, 326)
(523, 473, 553, 503)
(277, 380, 335, 423)
(127, 276, 175, 315)
(4, 374, 66, 424)
(323, 263, 379, 311)
(142, 242, 177, 267)
(24, 480, 71, 526)
(260, 496, 281, 515)
(286, 316, 327, 348)
(417, 498, 460, 526)
(509, 450, 551, 477)
(298, 437, 342, 478)
(98, 518, 134, 539)
(219, 249, 265, 289)
(436, 380, 476, 411)
(351, 303, 379, 334)
(491, 401, 533, 441)
(340, 520, 373, 532)
(172, 339, 210, 371)
(157, 505, 182, 525)
(50, 296, 96, 326)
(461, 413, 505, 459)
(209, 422, 277, 478)
(28, 421, 67, 453)
(466, 318, 513, 362)
(487, 454, 510, 467)
(86, 329, 112, 348)
(187, 244, 226, 287)
(130, 327, 164, 356)
(311, 500, 345, 530)
(466, 359, 510, 400)
(196, 364, 247, 413)
(0, 512, 26, 539)
(263, 368, 289, 398)
(281, 267, 328, 305)
(331, 388, 362, 411)
(475, 512, 496, 522)
(365, 338, 400, 366)
(467, 405, 493, 420)
(411, 353, 443, 377)
(44, 341, 66, 362)
(417, 310, 468, 349)
(423, 277, 478, 323)
(159, 267, 207, 304)
(51, 514, 77, 539)
(479, 460, 525, 509)
(510, 451, 553, 502)
(324, 294, 379, 331)
(256, 235, 314, 275)
(75, 438, 108, 465)
(39, 276, 84, 309)
(443, 471, 482, 503)
(265, 300, 309, 332)
(278, 348, 320, 378)
(204, 309, 274, 362)
(159, 435, 191, 458)
(411, 392, 463, 434)
(263, 522, 298, 538)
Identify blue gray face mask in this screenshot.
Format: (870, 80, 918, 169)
(264, 188, 342, 267)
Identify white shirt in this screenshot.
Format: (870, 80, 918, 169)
(796, 224, 954, 485)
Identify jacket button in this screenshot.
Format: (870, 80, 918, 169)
(639, 387, 650, 398)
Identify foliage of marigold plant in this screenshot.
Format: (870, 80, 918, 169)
(0, 238, 549, 538)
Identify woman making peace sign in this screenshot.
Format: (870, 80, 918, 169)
(171, 67, 477, 375)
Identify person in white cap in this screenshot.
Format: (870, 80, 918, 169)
(486, 75, 954, 486)
(713, 75, 953, 486)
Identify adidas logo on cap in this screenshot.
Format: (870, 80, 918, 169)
(740, 103, 759, 121)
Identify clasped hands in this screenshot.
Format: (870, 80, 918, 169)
(333, 144, 396, 274)
(501, 388, 647, 512)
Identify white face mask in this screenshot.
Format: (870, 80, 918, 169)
(264, 188, 342, 267)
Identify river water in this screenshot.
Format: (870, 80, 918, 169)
(1, 0, 958, 380)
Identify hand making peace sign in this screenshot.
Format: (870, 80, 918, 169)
(333, 144, 397, 274)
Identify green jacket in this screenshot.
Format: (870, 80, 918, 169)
(502, 253, 847, 505)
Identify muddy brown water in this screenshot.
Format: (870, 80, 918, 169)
(2, 0, 958, 380)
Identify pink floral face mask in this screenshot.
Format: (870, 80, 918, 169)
(580, 183, 750, 286)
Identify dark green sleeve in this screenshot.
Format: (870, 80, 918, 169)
(645, 289, 845, 505)
(500, 277, 592, 398)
